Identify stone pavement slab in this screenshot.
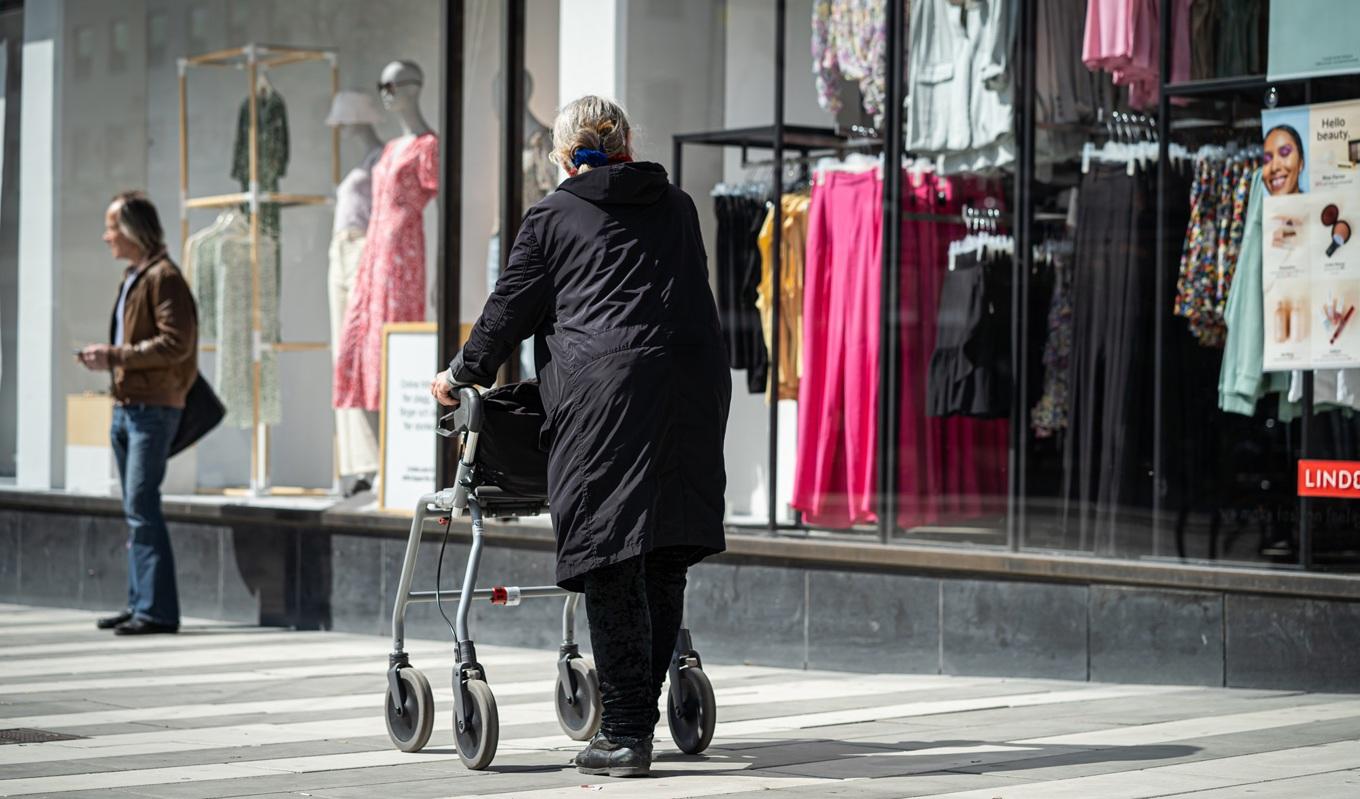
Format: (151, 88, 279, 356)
(1, 602, 1358, 798)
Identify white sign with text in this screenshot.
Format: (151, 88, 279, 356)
(379, 323, 438, 512)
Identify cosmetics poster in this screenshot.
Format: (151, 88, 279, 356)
(1262, 101, 1360, 370)
(1268, 0, 1360, 82)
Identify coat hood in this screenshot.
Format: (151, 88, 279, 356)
(557, 161, 671, 205)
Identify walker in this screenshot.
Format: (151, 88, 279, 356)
(382, 385, 717, 770)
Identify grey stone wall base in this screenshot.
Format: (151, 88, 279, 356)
(1, 508, 1355, 693)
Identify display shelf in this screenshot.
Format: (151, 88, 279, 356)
(179, 42, 340, 496)
(199, 342, 329, 354)
(1163, 75, 1271, 97)
(186, 44, 335, 68)
(185, 192, 331, 210)
(673, 124, 847, 151)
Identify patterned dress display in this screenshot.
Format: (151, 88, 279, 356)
(186, 213, 281, 428)
(1175, 150, 1259, 346)
(333, 132, 440, 410)
(812, 0, 887, 122)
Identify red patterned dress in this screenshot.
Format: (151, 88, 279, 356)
(334, 132, 439, 410)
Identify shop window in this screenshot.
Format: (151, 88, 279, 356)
(188, 5, 211, 56)
(109, 19, 129, 74)
(649, 0, 681, 19)
(147, 11, 168, 68)
(227, 0, 250, 46)
(72, 25, 94, 81)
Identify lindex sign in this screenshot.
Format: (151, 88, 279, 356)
(1298, 460, 1360, 499)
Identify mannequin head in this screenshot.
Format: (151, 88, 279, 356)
(379, 60, 424, 113)
(491, 69, 536, 116)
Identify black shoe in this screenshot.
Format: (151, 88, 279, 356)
(113, 618, 179, 636)
(96, 611, 133, 630)
(574, 733, 653, 778)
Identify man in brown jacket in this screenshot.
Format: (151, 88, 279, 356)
(77, 191, 197, 635)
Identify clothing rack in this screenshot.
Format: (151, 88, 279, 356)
(671, 0, 914, 542)
(1153, 11, 1323, 567)
(674, 126, 849, 535)
(178, 43, 340, 496)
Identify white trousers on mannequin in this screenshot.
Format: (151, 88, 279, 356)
(329, 228, 380, 478)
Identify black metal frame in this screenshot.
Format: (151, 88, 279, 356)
(876, 0, 904, 543)
(1153, 9, 1319, 570)
(436, 0, 465, 490)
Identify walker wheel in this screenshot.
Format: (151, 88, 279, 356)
(554, 657, 602, 741)
(455, 678, 499, 770)
(384, 667, 434, 753)
(667, 666, 716, 754)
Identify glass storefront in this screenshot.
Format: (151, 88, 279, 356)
(2, 0, 1357, 575)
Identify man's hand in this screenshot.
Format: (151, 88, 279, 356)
(431, 369, 460, 407)
(77, 344, 113, 372)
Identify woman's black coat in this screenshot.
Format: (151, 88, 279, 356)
(450, 161, 732, 591)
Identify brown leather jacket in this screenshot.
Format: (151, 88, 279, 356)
(108, 250, 198, 408)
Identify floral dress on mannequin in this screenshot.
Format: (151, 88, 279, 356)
(333, 132, 440, 411)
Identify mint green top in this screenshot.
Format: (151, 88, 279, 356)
(1219, 168, 1295, 416)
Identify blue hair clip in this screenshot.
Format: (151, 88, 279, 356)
(572, 148, 611, 168)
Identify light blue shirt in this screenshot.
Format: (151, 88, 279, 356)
(113, 271, 140, 346)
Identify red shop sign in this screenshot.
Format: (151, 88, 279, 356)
(1298, 460, 1360, 499)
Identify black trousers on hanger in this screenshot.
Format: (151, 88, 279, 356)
(714, 195, 769, 393)
(1063, 166, 1156, 553)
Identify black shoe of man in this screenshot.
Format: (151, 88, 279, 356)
(96, 610, 133, 630)
(574, 733, 652, 777)
(113, 618, 179, 636)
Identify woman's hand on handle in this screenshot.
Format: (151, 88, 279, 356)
(431, 370, 460, 407)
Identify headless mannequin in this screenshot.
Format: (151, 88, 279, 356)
(328, 121, 387, 490)
(344, 122, 384, 156)
(492, 70, 550, 147)
(380, 60, 433, 139)
(489, 71, 554, 380)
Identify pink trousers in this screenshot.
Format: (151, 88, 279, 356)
(792, 170, 882, 527)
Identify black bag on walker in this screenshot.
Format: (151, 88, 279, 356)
(475, 381, 550, 498)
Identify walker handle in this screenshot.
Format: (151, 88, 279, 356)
(436, 386, 483, 438)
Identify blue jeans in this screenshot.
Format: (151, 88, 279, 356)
(110, 404, 183, 626)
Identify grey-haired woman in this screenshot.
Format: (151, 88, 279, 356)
(432, 96, 731, 776)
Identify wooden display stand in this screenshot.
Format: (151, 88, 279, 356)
(178, 44, 339, 496)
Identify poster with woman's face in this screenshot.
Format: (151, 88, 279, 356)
(1261, 101, 1360, 371)
(1262, 106, 1310, 196)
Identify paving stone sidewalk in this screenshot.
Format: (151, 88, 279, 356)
(0, 603, 1357, 798)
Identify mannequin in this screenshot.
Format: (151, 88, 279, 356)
(334, 62, 440, 413)
(325, 91, 386, 491)
(381, 60, 432, 138)
(487, 70, 557, 380)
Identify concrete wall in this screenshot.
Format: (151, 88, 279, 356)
(4, 505, 1357, 694)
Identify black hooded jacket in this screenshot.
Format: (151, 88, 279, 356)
(451, 161, 731, 590)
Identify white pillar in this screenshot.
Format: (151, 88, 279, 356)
(16, 1, 60, 488)
(558, 0, 618, 106)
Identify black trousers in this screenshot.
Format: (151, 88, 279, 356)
(1063, 166, 1156, 553)
(582, 546, 692, 742)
